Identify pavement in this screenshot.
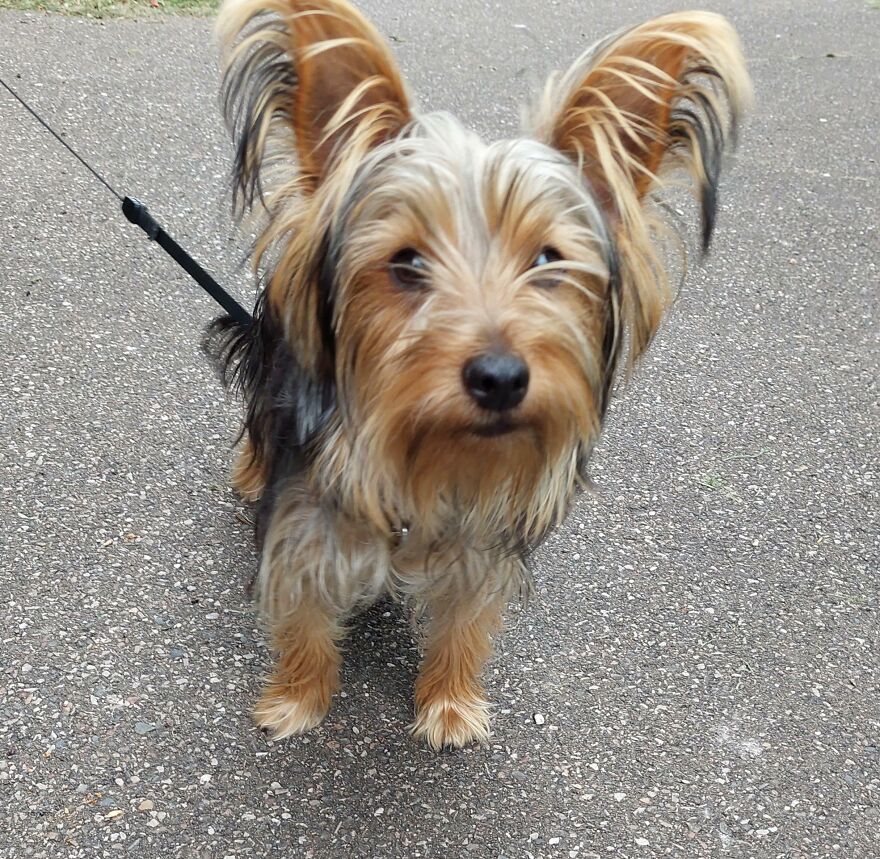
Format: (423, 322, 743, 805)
(0, 0, 877, 857)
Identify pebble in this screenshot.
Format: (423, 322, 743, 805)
(533, 713, 546, 725)
(137, 800, 154, 812)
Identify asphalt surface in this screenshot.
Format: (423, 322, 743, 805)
(1, 1, 877, 857)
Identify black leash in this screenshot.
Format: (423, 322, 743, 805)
(1, 74, 253, 329)
(121, 197, 253, 328)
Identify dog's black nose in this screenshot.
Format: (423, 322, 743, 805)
(462, 352, 530, 412)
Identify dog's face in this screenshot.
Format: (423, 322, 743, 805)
(328, 127, 615, 529)
(217, 0, 750, 540)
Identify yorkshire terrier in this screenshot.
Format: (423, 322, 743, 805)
(207, 0, 751, 748)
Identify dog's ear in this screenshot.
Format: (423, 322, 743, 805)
(533, 12, 751, 365)
(219, 0, 412, 204)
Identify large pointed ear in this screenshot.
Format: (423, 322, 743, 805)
(218, 0, 412, 205)
(532, 12, 751, 363)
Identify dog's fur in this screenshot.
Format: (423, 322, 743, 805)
(206, 0, 751, 748)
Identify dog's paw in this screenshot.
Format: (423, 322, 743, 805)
(253, 684, 331, 739)
(410, 696, 492, 750)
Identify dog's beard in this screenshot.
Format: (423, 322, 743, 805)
(314, 340, 601, 547)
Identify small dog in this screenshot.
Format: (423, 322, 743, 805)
(207, 0, 750, 748)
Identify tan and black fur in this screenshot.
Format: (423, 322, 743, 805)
(206, 0, 751, 748)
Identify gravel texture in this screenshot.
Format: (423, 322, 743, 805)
(1, 1, 877, 857)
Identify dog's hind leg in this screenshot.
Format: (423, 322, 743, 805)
(231, 435, 266, 502)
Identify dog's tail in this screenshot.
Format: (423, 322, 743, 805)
(203, 311, 251, 393)
(202, 285, 273, 400)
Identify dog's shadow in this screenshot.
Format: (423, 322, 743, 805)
(331, 596, 423, 728)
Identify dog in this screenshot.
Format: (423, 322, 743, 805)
(206, 0, 751, 748)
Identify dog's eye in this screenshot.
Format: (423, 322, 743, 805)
(389, 248, 430, 290)
(533, 247, 562, 267)
(530, 246, 563, 287)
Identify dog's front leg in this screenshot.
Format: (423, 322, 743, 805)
(253, 596, 343, 739)
(411, 584, 506, 750)
(251, 493, 350, 739)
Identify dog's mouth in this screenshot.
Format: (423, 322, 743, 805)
(469, 417, 521, 438)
